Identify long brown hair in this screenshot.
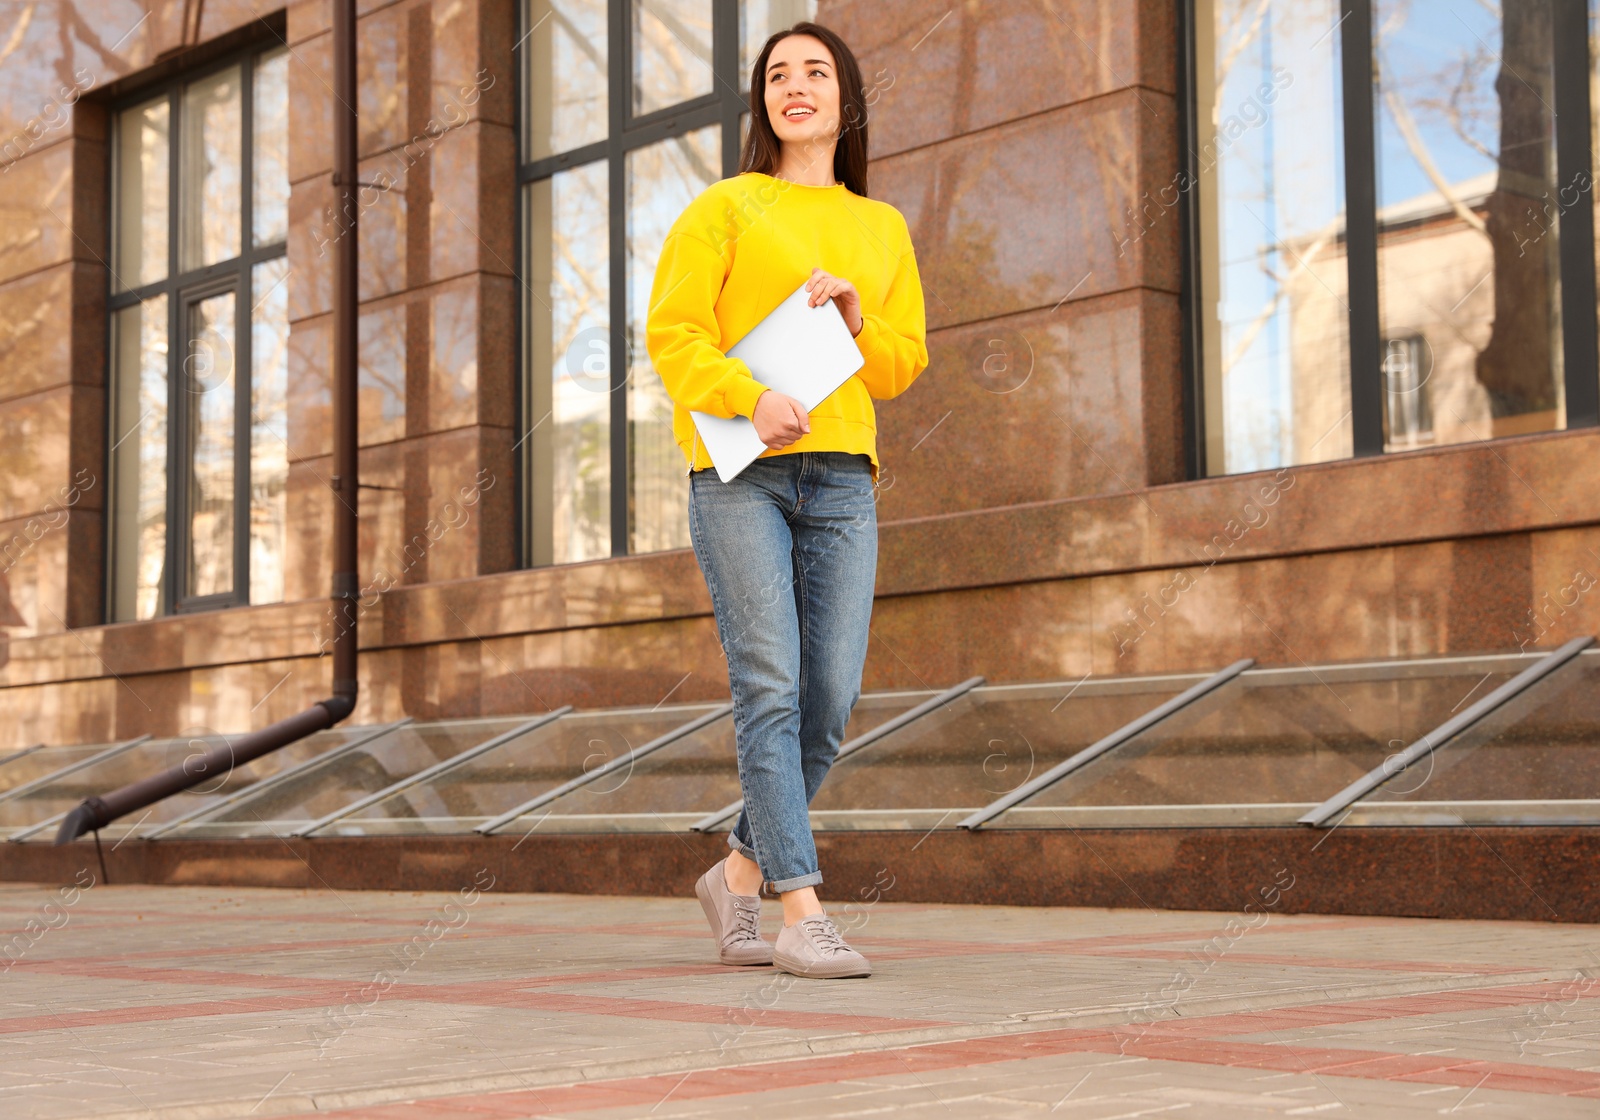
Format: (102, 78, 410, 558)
(738, 22, 869, 198)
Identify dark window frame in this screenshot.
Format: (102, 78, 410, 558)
(1178, 0, 1600, 479)
(104, 42, 288, 618)
(513, 0, 749, 565)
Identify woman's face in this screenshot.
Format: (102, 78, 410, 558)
(763, 34, 842, 150)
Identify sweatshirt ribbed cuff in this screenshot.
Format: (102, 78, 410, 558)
(724, 375, 771, 419)
(854, 314, 887, 361)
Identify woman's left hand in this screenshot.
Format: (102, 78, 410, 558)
(806, 267, 863, 337)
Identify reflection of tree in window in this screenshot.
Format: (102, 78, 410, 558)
(1374, 0, 1562, 445)
(1195, 0, 1351, 475)
(529, 159, 612, 564)
(187, 293, 237, 598)
(180, 68, 242, 272)
(633, 0, 713, 116)
(626, 126, 720, 555)
(523, 0, 608, 160)
(250, 259, 290, 605)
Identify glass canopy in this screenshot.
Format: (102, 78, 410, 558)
(1, 727, 358, 841)
(805, 675, 1199, 832)
(490, 689, 934, 836)
(1343, 649, 1600, 825)
(982, 653, 1537, 828)
(171, 717, 541, 839)
(0, 738, 144, 800)
(15, 644, 1593, 841)
(318, 703, 727, 836)
(0, 742, 123, 796)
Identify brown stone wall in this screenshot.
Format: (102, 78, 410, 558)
(0, 0, 1598, 749)
(831, 0, 1185, 519)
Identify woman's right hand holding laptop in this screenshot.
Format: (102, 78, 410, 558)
(752, 390, 811, 450)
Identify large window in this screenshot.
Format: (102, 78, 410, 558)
(1190, 0, 1599, 476)
(517, 0, 815, 565)
(107, 47, 291, 619)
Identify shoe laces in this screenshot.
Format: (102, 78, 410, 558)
(728, 896, 763, 945)
(802, 915, 850, 955)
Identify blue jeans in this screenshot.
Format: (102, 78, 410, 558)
(688, 451, 878, 892)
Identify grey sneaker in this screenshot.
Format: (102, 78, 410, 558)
(773, 914, 871, 978)
(694, 858, 773, 966)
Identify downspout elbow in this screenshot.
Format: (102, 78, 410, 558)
(319, 679, 357, 724)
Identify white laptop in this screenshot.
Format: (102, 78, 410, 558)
(690, 280, 865, 483)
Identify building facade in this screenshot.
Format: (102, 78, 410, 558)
(1, 0, 1598, 751)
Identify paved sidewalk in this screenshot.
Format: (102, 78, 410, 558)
(4, 875, 1600, 1118)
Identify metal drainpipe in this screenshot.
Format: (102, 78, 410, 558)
(56, 0, 361, 845)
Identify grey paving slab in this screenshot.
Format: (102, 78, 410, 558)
(2, 884, 1599, 1119)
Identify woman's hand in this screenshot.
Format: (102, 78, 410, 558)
(752, 390, 811, 450)
(806, 267, 863, 337)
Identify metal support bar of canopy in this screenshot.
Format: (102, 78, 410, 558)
(476, 704, 735, 835)
(687, 677, 987, 834)
(10, 808, 72, 843)
(958, 659, 1254, 830)
(1298, 636, 1594, 828)
(295, 709, 571, 838)
(0, 744, 46, 770)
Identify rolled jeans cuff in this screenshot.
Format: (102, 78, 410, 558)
(725, 832, 823, 892)
(769, 869, 824, 892)
(726, 829, 759, 862)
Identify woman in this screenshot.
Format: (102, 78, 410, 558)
(646, 22, 928, 979)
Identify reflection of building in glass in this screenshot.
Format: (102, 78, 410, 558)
(1198, 0, 1575, 476)
(1383, 334, 1433, 449)
(1286, 171, 1565, 463)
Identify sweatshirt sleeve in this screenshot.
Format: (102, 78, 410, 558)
(851, 215, 929, 400)
(646, 225, 770, 420)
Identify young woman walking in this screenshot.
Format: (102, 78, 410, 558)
(646, 22, 928, 979)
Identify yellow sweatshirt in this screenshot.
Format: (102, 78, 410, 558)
(645, 172, 929, 481)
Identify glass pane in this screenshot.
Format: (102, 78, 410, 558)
(330, 704, 727, 835)
(809, 677, 1197, 832)
(187, 291, 237, 599)
(627, 125, 720, 555)
(250, 259, 289, 604)
(633, 0, 714, 117)
(0, 728, 359, 841)
(0, 738, 169, 838)
(252, 49, 289, 246)
(113, 97, 170, 291)
(994, 655, 1539, 828)
(740, 0, 818, 85)
(1349, 651, 1600, 824)
(1374, 0, 1562, 449)
(180, 65, 243, 271)
(0, 742, 126, 796)
(248, 257, 289, 604)
(172, 718, 541, 838)
(523, 162, 611, 565)
(504, 691, 920, 833)
(1196, 0, 1350, 475)
(522, 0, 608, 160)
(110, 297, 169, 622)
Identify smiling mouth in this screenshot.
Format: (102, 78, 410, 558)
(783, 106, 816, 120)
